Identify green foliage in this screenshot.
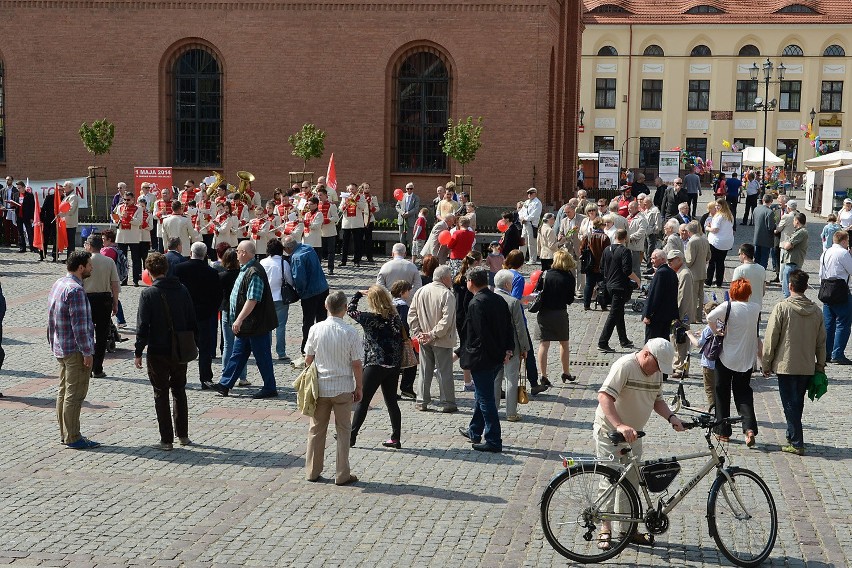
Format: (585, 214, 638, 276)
(442, 116, 483, 171)
(79, 118, 115, 157)
(288, 123, 327, 172)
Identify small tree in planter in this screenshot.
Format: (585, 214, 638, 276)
(442, 116, 483, 199)
(79, 118, 115, 220)
(287, 123, 326, 186)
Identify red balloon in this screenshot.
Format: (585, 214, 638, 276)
(141, 269, 153, 286)
(58, 201, 71, 213)
(438, 230, 452, 246)
(496, 219, 509, 233)
(411, 336, 420, 353)
(523, 281, 535, 296)
(529, 269, 542, 287)
(393, 188, 404, 201)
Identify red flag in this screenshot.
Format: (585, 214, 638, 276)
(33, 193, 44, 251)
(325, 153, 337, 192)
(55, 184, 68, 253)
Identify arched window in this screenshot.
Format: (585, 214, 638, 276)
(169, 46, 222, 167)
(782, 44, 804, 57)
(597, 46, 618, 56)
(589, 4, 629, 13)
(0, 59, 5, 163)
(690, 45, 712, 57)
(643, 45, 664, 57)
(395, 49, 450, 174)
(686, 5, 723, 13)
(824, 44, 846, 57)
(776, 4, 817, 13)
(738, 44, 761, 57)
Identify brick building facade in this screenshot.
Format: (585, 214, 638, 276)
(0, 1, 582, 209)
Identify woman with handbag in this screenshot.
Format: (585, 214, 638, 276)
(134, 252, 198, 451)
(347, 286, 404, 449)
(453, 251, 483, 392)
(579, 217, 610, 310)
(705, 278, 761, 446)
(534, 249, 576, 384)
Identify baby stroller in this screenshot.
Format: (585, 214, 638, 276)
(106, 322, 128, 353)
(630, 279, 651, 313)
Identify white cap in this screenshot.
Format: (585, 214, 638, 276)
(844, 198, 851, 204)
(666, 249, 684, 260)
(645, 338, 675, 375)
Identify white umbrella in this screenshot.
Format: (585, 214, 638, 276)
(803, 150, 852, 171)
(741, 146, 785, 167)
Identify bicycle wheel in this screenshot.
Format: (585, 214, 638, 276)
(541, 463, 641, 563)
(707, 467, 777, 567)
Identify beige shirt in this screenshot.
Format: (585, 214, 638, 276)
(162, 214, 198, 256)
(83, 252, 119, 295)
(408, 281, 457, 349)
(594, 354, 664, 431)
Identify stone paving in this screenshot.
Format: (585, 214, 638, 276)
(0, 200, 850, 567)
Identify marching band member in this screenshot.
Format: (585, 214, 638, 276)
(113, 190, 143, 285)
(195, 190, 215, 260)
(244, 181, 262, 209)
(139, 183, 157, 244)
(362, 183, 378, 263)
(232, 193, 251, 241)
(179, 179, 198, 207)
(301, 197, 323, 256)
(339, 182, 368, 267)
(154, 186, 174, 252)
(162, 200, 199, 259)
(264, 200, 282, 239)
(249, 206, 273, 259)
(213, 201, 239, 248)
(281, 210, 304, 241)
(214, 183, 229, 206)
(275, 191, 293, 220)
(137, 196, 152, 271)
(317, 187, 338, 275)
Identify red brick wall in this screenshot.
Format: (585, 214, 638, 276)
(0, 1, 580, 208)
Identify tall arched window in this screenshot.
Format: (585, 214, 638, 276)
(643, 45, 664, 57)
(0, 59, 5, 163)
(690, 45, 712, 57)
(169, 46, 222, 167)
(597, 46, 618, 56)
(738, 44, 761, 57)
(782, 44, 804, 57)
(395, 49, 450, 173)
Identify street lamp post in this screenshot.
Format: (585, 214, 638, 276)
(750, 58, 785, 194)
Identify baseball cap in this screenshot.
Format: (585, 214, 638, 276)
(645, 338, 675, 375)
(666, 249, 684, 260)
(844, 198, 851, 204)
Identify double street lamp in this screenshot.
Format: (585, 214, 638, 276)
(750, 58, 786, 193)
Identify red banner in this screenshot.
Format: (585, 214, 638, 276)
(134, 167, 173, 197)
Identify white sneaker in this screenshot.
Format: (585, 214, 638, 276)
(237, 379, 252, 387)
(291, 356, 306, 369)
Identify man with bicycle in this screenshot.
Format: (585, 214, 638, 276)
(594, 337, 685, 549)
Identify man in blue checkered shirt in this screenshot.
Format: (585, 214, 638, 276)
(48, 251, 100, 449)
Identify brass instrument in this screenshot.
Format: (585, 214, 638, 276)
(237, 170, 255, 197)
(206, 172, 224, 198)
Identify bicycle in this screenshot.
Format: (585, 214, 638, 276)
(540, 413, 777, 567)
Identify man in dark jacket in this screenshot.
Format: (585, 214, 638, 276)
(661, 178, 689, 221)
(135, 252, 198, 451)
(642, 249, 679, 343)
(752, 193, 776, 269)
(598, 229, 640, 353)
(15, 181, 35, 254)
(206, 240, 279, 398)
(458, 267, 514, 453)
(499, 212, 522, 256)
(174, 242, 223, 388)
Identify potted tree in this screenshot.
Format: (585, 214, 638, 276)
(79, 118, 115, 220)
(442, 116, 483, 199)
(287, 123, 326, 186)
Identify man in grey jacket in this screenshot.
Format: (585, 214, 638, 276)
(395, 182, 420, 247)
(376, 243, 421, 295)
(494, 270, 531, 422)
(751, 193, 776, 270)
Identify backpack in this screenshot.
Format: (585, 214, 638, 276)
(112, 246, 128, 283)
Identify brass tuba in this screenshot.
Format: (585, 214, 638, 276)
(206, 171, 224, 198)
(237, 170, 255, 197)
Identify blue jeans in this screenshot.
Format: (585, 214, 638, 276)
(220, 311, 247, 383)
(196, 314, 218, 385)
(116, 301, 126, 325)
(754, 245, 770, 269)
(823, 295, 852, 360)
(781, 263, 798, 298)
(468, 365, 502, 449)
(273, 300, 290, 359)
(777, 374, 810, 448)
(220, 331, 277, 392)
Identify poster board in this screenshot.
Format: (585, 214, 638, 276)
(30, 177, 88, 207)
(597, 150, 621, 191)
(134, 167, 173, 196)
(719, 152, 744, 179)
(658, 151, 681, 179)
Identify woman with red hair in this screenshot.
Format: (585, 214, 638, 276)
(705, 278, 761, 446)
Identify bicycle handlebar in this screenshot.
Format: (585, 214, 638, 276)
(608, 431, 646, 444)
(683, 415, 744, 430)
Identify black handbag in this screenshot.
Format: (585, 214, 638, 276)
(158, 292, 198, 364)
(280, 257, 300, 305)
(818, 254, 850, 305)
(579, 246, 593, 274)
(527, 271, 546, 313)
(702, 302, 731, 362)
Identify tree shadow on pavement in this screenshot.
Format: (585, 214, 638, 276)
(358, 480, 507, 504)
(99, 443, 304, 469)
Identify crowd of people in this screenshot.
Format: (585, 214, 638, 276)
(0, 166, 836, 483)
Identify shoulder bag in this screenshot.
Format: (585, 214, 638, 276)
(518, 364, 529, 405)
(280, 257, 300, 305)
(818, 254, 850, 305)
(579, 245, 593, 274)
(400, 324, 418, 369)
(702, 301, 731, 362)
(158, 291, 198, 363)
(527, 271, 546, 313)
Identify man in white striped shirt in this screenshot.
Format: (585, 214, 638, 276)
(304, 291, 363, 486)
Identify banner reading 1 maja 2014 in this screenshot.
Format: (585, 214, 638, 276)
(134, 167, 173, 196)
(29, 177, 88, 207)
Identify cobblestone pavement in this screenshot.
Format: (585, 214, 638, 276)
(0, 199, 850, 567)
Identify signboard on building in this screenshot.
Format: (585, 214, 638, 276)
(711, 111, 733, 121)
(719, 151, 744, 179)
(134, 167, 173, 196)
(597, 150, 621, 190)
(658, 151, 681, 178)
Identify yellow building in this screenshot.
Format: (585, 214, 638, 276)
(579, 1, 852, 181)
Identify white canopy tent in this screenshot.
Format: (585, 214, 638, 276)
(804, 150, 852, 171)
(819, 163, 852, 215)
(741, 146, 785, 167)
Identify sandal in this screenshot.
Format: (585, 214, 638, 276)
(745, 430, 756, 448)
(597, 531, 612, 551)
(621, 531, 655, 547)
